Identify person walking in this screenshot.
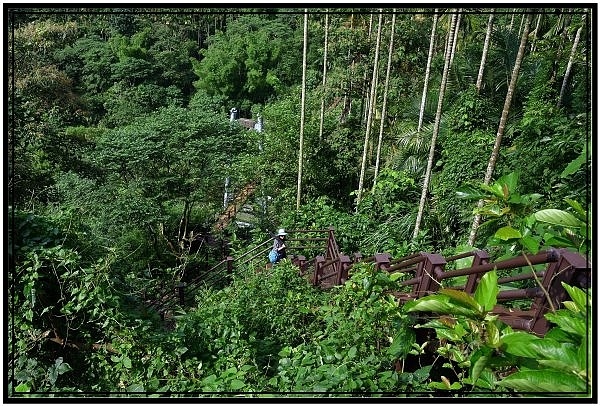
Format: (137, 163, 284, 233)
(268, 228, 288, 265)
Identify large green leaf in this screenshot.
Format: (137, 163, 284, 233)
(560, 145, 588, 178)
(520, 235, 540, 253)
(539, 359, 584, 375)
(14, 383, 30, 392)
(440, 288, 482, 313)
(543, 234, 577, 248)
(387, 329, 415, 358)
(403, 295, 455, 314)
(417, 318, 468, 342)
(498, 370, 588, 393)
(534, 209, 583, 228)
(497, 172, 519, 196)
(469, 347, 493, 386)
(404, 294, 479, 318)
(544, 310, 587, 337)
(562, 283, 590, 311)
(501, 332, 541, 357)
(229, 379, 245, 390)
(494, 226, 522, 240)
(428, 380, 462, 390)
(473, 270, 498, 312)
(127, 383, 145, 392)
(485, 318, 500, 348)
(477, 204, 509, 217)
(456, 185, 487, 200)
(579, 340, 592, 377)
(564, 198, 587, 220)
(529, 340, 579, 368)
(480, 183, 505, 199)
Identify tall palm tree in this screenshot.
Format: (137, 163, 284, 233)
(296, 9, 308, 210)
(548, 10, 571, 84)
(476, 10, 495, 94)
(373, 11, 396, 188)
(449, 10, 462, 68)
(361, 13, 375, 126)
(413, 10, 459, 239)
(557, 19, 583, 108)
(509, 9, 516, 31)
(357, 11, 383, 205)
(318, 10, 329, 140)
(530, 13, 542, 53)
(342, 13, 354, 122)
(418, 9, 439, 133)
(518, 13, 525, 36)
(467, 12, 533, 246)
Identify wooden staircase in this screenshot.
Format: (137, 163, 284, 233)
(213, 181, 257, 231)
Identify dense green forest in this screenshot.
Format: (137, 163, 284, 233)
(7, 7, 594, 398)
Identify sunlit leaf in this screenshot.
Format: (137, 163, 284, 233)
(499, 370, 588, 392)
(520, 235, 540, 253)
(15, 382, 30, 392)
(534, 209, 583, 228)
(473, 270, 498, 312)
(562, 282, 590, 310)
(230, 379, 245, 390)
(470, 347, 492, 385)
(564, 198, 586, 219)
(494, 226, 521, 240)
(501, 332, 541, 357)
(544, 310, 587, 337)
(440, 288, 482, 313)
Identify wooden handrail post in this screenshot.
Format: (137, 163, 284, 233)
(353, 252, 363, 263)
(416, 253, 446, 297)
(326, 227, 340, 260)
(337, 255, 352, 285)
(313, 255, 325, 286)
(530, 249, 590, 335)
(226, 256, 234, 276)
(463, 250, 490, 294)
(294, 255, 307, 275)
(374, 253, 391, 271)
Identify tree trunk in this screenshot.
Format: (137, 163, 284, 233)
(531, 14, 541, 53)
(467, 12, 533, 246)
(476, 11, 494, 94)
(357, 11, 383, 205)
(360, 14, 375, 127)
(412, 11, 459, 239)
(518, 14, 525, 36)
(417, 9, 439, 133)
(550, 11, 571, 84)
(509, 9, 516, 31)
(557, 22, 583, 108)
(449, 10, 462, 68)
(373, 11, 396, 188)
(296, 9, 308, 210)
(342, 14, 354, 123)
(318, 11, 329, 140)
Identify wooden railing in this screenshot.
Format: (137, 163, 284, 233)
(148, 228, 336, 315)
(148, 226, 590, 336)
(338, 248, 591, 336)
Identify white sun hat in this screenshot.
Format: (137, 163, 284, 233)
(277, 228, 288, 236)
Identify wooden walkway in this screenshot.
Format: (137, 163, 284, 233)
(213, 181, 257, 231)
(149, 227, 590, 337)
